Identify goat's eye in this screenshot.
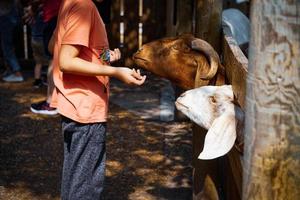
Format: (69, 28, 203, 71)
(183, 46, 190, 53)
(209, 96, 217, 103)
(172, 44, 179, 50)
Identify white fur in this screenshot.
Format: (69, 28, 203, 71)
(175, 85, 244, 160)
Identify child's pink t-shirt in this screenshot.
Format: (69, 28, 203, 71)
(51, 0, 110, 123)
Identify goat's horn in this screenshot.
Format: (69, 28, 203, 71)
(191, 39, 220, 80)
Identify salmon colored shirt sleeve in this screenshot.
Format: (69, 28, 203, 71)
(61, 2, 93, 48)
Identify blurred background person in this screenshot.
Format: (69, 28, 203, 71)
(0, 0, 24, 82)
(24, 0, 61, 115)
(24, 4, 49, 88)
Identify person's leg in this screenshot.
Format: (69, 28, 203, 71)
(46, 60, 54, 103)
(33, 62, 43, 88)
(1, 26, 21, 73)
(30, 24, 57, 115)
(34, 63, 42, 80)
(0, 20, 11, 76)
(31, 37, 48, 88)
(30, 17, 57, 114)
(1, 15, 23, 82)
(30, 59, 56, 114)
(43, 17, 57, 102)
(61, 116, 106, 200)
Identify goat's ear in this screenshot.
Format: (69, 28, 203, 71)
(198, 113, 236, 160)
(194, 63, 210, 87)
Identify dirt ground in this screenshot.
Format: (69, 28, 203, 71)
(0, 71, 193, 200)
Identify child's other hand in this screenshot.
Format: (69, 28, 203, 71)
(110, 48, 121, 63)
(116, 67, 146, 86)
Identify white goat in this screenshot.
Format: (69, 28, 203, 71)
(175, 85, 244, 160)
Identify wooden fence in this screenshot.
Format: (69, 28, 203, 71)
(0, 0, 167, 68)
(107, 0, 166, 66)
(1, 0, 249, 66)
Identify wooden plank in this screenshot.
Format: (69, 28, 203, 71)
(166, 0, 193, 37)
(223, 34, 248, 109)
(243, 1, 300, 199)
(142, 0, 167, 42)
(223, 152, 242, 200)
(222, 31, 248, 200)
(195, 0, 223, 52)
(192, 126, 222, 200)
(226, 149, 243, 199)
(108, 0, 121, 49)
(176, 0, 193, 35)
(166, 0, 176, 36)
(192, 1, 223, 200)
(123, 0, 139, 66)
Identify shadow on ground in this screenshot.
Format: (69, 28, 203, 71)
(0, 72, 192, 200)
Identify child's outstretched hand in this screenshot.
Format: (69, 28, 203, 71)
(110, 48, 121, 63)
(115, 67, 146, 86)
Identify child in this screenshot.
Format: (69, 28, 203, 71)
(1, 0, 23, 82)
(50, 0, 146, 199)
(29, 10, 49, 88)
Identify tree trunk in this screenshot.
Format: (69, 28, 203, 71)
(243, 1, 300, 199)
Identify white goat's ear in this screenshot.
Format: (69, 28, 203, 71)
(198, 113, 236, 160)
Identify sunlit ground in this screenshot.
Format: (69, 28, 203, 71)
(0, 71, 192, 200)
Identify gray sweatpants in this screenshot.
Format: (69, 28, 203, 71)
(61, 116, 106, 200)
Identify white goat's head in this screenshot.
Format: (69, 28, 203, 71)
(175, 85, 244, 160)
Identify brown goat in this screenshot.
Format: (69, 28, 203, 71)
(133, 34, 225, 89)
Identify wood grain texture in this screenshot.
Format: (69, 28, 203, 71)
(192, 2, 223, 199)
(123, 0, 139, 66)
(176, 0, 194, 35)
(107, 0, 121, 50)
(142, 0, 167, 42)
(226, 148, 243, 199)
(195, 0, 223, 52)
(166, 0, 176, 36)
(243, 0, 300, 199)
(221, 33, 248, 200)
(223, 150, 243, 200)
(192, 125, 221, 200)
(223, 35, 248, 109)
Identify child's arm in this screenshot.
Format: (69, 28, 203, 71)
(59, 44, 146, 86)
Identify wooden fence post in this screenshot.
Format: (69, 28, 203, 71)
(166, 0, 194, 37)
(142, 0, 167, 43)
(195, 0, 223, 52)
(176, 0, 194, 35)
(192, 1, 223, 200)
(243, 0, 300, 199)
(166, 0, 176, 36)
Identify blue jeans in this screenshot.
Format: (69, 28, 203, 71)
(0, 9, 21, 72)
